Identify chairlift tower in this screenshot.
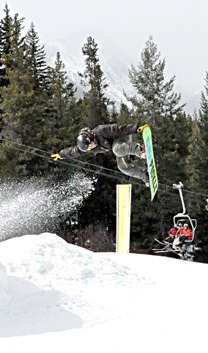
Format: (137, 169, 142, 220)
(172, 182, 186, 215)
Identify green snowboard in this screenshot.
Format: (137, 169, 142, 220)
(139, 124, 158, 201)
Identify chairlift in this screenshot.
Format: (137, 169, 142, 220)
(172, 182, 197, 243)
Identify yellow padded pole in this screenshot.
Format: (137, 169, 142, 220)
(116, 184, 132, 253)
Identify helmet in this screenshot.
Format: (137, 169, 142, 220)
(80, 127, 91, 134)
(184, 223, 188, 227)
(77, 134, 92, 152)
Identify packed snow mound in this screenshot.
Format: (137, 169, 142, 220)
(1, 232, 208, 352)
(0, 233, 137, 287)
(0, 233, 143, 338)
(0, 262, 10, 310)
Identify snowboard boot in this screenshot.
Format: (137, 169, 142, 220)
(140, 143, 146, 159)
(145, 180, 150, 188)
(143, 168, 149, 187)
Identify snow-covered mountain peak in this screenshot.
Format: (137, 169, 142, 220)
(45, 37, 135, 108)
(45, 37, 200, 115)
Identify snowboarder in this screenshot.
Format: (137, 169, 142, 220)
(51, 123, 149, 186)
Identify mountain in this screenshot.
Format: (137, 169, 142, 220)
(45, 37, 136, 109)
(45, 37, 200, 115)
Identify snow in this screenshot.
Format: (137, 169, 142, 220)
(0, 232, 207, 353)
(0, 175, 94, 241)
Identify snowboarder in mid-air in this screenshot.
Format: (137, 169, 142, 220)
(51, 123, 149, 187)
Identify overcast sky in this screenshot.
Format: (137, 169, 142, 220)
(1, 0, 208, 103)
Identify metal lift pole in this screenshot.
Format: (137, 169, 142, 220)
(173, 182, 186, 215)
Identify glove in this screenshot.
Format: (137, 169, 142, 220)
(51, 153, 62, 161)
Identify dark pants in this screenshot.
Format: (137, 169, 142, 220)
(180, 235, 189, 244)
(112, 136, 147, 182)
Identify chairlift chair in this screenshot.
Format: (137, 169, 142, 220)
(173, 182, 197, 243)
(173, 213, 197, 243)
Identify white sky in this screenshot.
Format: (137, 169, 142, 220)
(1, 0, 208, 101)
(0, 232, 207, 352)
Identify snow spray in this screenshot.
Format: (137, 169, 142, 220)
(0, 174, 94, 241)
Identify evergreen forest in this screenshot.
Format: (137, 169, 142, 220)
(1, 5, 208, 263)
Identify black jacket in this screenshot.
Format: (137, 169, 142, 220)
(60, 123, 138, 158)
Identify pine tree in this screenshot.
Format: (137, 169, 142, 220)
(25, 23, 49, 92)
(47, 51, 78, 153)
(128, 36, 187, 188)
(199, 72, 208, 129)
(128, 36, 184, 126)
(0, 19, 51, 177)
(116, 102, 132, 125)
(78, 36, 111, 127)
(0, 6, 25, 135)
(0, 4, 12, 88)
(184, 80, 208, 261)
(185, 115, 203, 215)
(198, 71, 208, 191)
(0, 7, 27, 171)
(0, 45, 36, 176)
(75, 37, 117, 233)
(125, 36, 189, 251)
(0, 8, 25, 83)
(198, 72, 208, 198)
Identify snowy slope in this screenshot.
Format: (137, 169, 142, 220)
(0, 232, 207, 353)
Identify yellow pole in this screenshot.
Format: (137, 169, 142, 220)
(116, 184, 132, 253)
